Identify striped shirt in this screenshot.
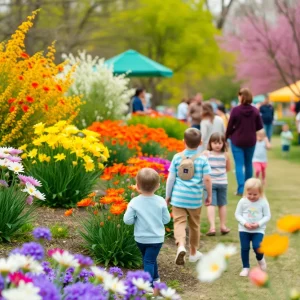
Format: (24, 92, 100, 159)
(169, 150, 211, 209)
(207, 151, 227, 185)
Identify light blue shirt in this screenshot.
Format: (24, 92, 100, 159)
(123, 195, 170, 244)
(169, 150, 211, 209)
(253, 140, 267, 162)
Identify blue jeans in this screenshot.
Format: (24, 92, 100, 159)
(264, 124, 273, 141)
(136, 242, 163, 284)
(231, 143, 256, 194)
(191, 124, 200, 130)
(239, 232, 264, 268)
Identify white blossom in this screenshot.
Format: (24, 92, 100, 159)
(132, 278, 153, 292)
(52, 251, 79, 268)
(2, 281, 41, 300)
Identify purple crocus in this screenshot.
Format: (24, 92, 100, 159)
(18, 175, 42, 187)
(74, 254, 94, 268)
(33, 227, 52, 241)
(21, 242, 44, 260)
(0, 180, 8, 188)
(108, 267, 123, 278)
(63, 282, 109, 300)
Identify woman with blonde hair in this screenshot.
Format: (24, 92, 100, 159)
(226, 88, 263, 196)
(200, 103, 225, 151)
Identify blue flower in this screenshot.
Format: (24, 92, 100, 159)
(42, 261, 56, 281)
(33, 227, 52, 241)
(63, 282, 108, 300)
(78, 269, 94, 283)
(30, 274, 61, 300)
(74, 254, 93, 267)
(108, 267, 123, 278)
(21, 242, 44, 260)
(126, 271, 152, 282)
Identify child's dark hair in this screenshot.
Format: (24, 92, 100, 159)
(207, 132, 227, 152)
(184, 128, 202, 148)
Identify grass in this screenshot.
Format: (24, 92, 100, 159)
(162, 136, 300, 300)
(50, 224, 69, 238)
(272, 135, 300, 164)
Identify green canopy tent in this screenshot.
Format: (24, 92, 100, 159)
(104, 49, 173, 78)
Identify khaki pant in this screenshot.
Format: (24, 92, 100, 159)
(172, 206, 201, 249)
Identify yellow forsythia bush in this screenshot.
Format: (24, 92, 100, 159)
(0, 11, 81, 146)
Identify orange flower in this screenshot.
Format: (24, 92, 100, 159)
(21, 52, 29, 59)
(277, 215, 300, 233)
(258, 234, 289, 257)
(64, 208, 74, 217)
(18, 75, 24, 80)
(9, 106, 16, 113)
(58, 66, 64, 72)
(8, 98, 15, 104)
(107, 216, 111, 220)
(100, 221, 104, 227)
(100, 196, 114, 205)
(22, 105, 29, 113)
(113, 180, 120, 185)
(56, 84, 63, 92)
(93, 210, 98, 215)
(166, 228, 171, 232)
(77, 198, 94, 207)
(31, 82, 39, 89)
(106, 188, 125, 196)
(43, 86, 50, 92)
(110, 203, 127, 215)
(88, 192, 96, 197)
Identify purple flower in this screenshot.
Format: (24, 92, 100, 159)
(9, 149, 23, 155)
(30, 274, 61, 300)
(21, 242, 44, 260)
(26, 195, 34, 205)
(139, 156, 170, 174)
(78, 269, 93, 283)
(126, 270, 152, 282)
(7, 155, 22, 163)
(62, 268, 74, 285)
(9, 248, 22, 255)
(153, 282, 167, 291)
(0, 275, 4, 291)
(0, 180, 8, 188)
(108, 267, 123, 278)
(18, 175, 42, 187)
(63, 282, 108, 300)
(42, 261, 56, 281)
(74, 254, 93, 267)
(33, 227, 52, 241)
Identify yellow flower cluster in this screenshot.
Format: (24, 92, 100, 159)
(21, 121, 109, 172)
(0, 10, 82, 146)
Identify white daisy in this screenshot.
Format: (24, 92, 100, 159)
(160, 287, 181, 299)
(8, 254, 43, 274)
(33, 190, 46, 201)
(0, 257, 19, 274)
(91, 267, 111, 283)
(212, 244, 237, 260)
(196, 251, 227, 283)
(7, 162, 24, 173)
(132, 278, 153, 292)
(22, 183, 37, 196)
(103, 276, 127, 295)
(0, 159, 10, 167)
(52, 251, 79, 268)
(2, 280, 41, 300)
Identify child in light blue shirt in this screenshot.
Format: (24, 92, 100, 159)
(123, 168, 170, 285)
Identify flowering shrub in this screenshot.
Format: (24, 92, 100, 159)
(0, 147, 45, 241)
(128, 115, 188, 140)
(22, 121, 109, 208)
(63, 51, 134, 127)
(0, 228, 180, 299)
(88, 120, 184, 154)
(0, 11, 81, 147)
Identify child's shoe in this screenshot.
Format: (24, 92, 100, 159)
(189, 251, 203, 263)
(258, 258, 267, 271)
(175, 246, 186, 265)
(239, 268, 250, 277)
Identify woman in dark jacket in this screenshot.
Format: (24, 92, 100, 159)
(226, 88, 263, 196)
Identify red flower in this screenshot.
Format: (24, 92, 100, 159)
(18, 75, 24, 80)
(43, 86, 50, 92)
(22, 105, 29, 113)
(8, 98, 15, 104)
(58, 66, 64, 72)
(18, 101, 24, 105)
(56, 84, 63, 92)
(32, 82, 39, 89)
(28, 62, 33, 69)
(9, 272, 33, 285)
(9, 106, 16, 113)
(21, 52, 29, 59)
(26, 96, 34, 103)
(44, 104, 49, 111)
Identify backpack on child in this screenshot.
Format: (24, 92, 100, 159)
(178, 152, 202, 180)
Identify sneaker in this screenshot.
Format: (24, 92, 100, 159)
(189, 251, 203, 263)
(239, 268, 250, 277)
(153, 278, 161, 283)
(258, 258, 267, 271)
(175, 246, 186, 265)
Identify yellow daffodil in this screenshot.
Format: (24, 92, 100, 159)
(54, 153, 66, 162)
(103, 147, 109, 159)
(19, 144, 27, 151)
(84, 161, 95, 172)
(83, 155, 93, 163)
(72, 161, 78, 166)
(82, 129, 99, 138)
(38, 153, 48, 162)
(64, 125, 79, 135)
(277, 215, 300, 233)
(21, 153, 27, 159)
(98, 163, 104, 169)
(45, 156, 51, 162)
(45, 126, 60, 134)
(34, 123, 45, 135)
(28, 149, 38, 158)
(71, 149, 84, 158)
(259, 234, 289, 257)
(54, 121, 67, 128)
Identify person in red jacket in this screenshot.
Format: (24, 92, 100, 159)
(226, 88, 263, 196)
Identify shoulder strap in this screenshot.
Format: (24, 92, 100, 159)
(190, 152, 202, 162)
(179, 152, 187, 160)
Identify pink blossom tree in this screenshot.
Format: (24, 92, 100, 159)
(222, 0, 300, 96)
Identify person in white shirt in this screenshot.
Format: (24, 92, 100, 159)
(177, 98, 189, 122)
(235, 178, 271, 277)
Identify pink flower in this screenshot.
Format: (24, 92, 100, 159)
(9, 272, 33, 285)
(48, 248, 64, 257)
(249, 267, 269, 287)
(18, 175, 42, 187)
(7, 156, 22, 163)
(26, 196, 34, 205)
(9, 149, 23, 155)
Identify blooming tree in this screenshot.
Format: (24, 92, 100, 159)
(62, 51, 134, 128)
(222, 0, 300, 95)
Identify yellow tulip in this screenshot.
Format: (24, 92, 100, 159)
(277, 215, 300, 233)
(259, 234, 289, 257)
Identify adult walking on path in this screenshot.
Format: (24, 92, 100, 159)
(226, 88, 263, 196)
(188, 93, 203, 130)
(259, 96, 274, 141)
(177, 98, 190, 122)
(200, 103, 225, 151)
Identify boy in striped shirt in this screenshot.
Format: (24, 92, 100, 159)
(166, 128, 212, 265)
